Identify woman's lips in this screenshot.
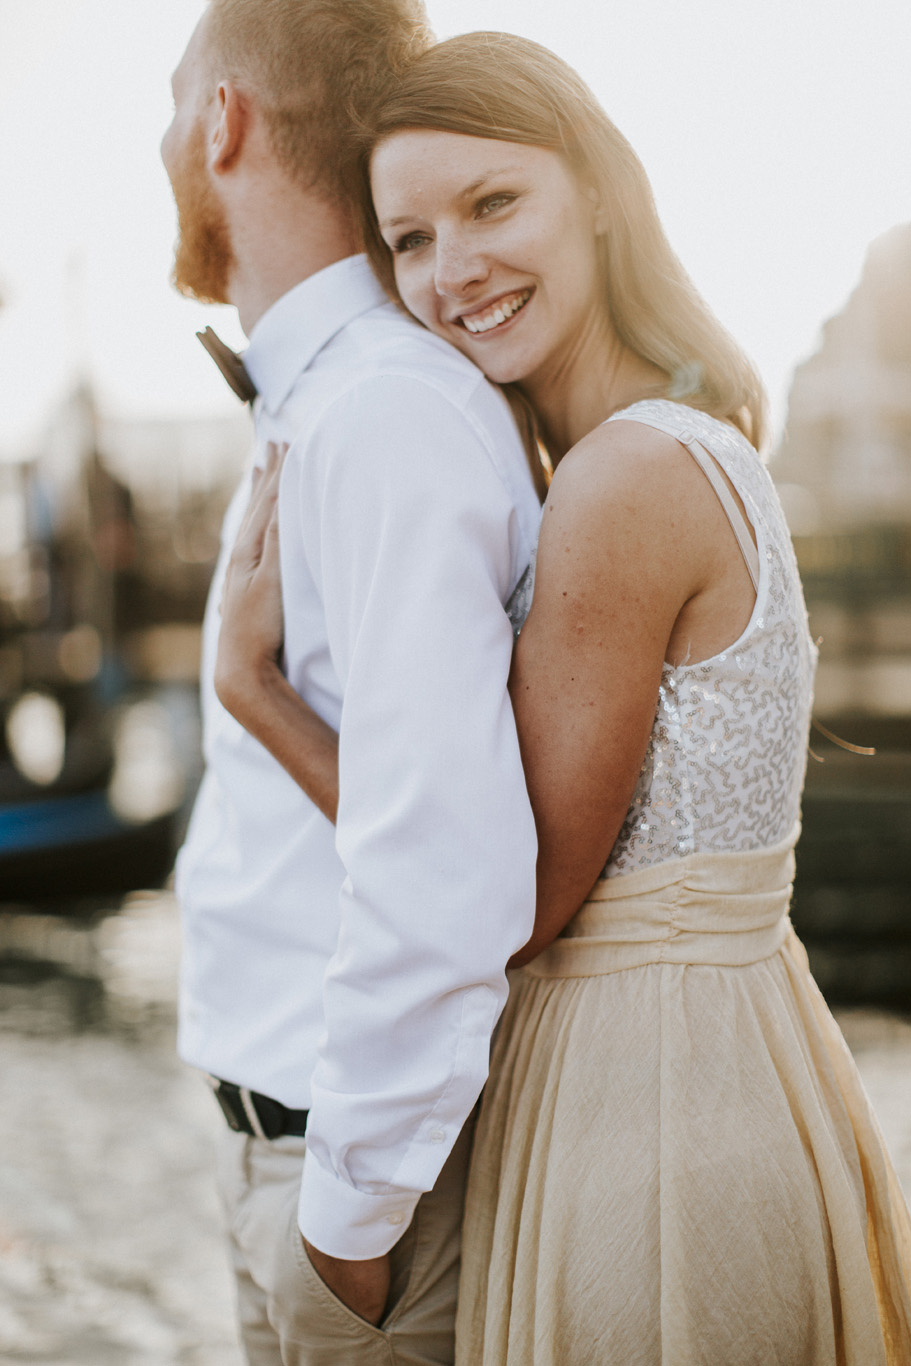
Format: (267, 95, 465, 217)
(458, 288, 533, 335)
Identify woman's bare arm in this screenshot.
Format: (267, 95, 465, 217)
(214, 444, 340, 823)
(506, 420, 739, 966)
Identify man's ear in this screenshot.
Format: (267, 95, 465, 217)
(210, 80, 247, 174)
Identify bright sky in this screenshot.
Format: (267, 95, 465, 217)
(1, 0, 909, 458)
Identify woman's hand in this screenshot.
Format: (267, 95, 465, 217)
(215, 442, 287, 720)
(214, 442, 341, 823)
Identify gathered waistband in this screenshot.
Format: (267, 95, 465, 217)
(523, 826, 799, 980)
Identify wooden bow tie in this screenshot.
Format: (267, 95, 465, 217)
(196, 326, 258, 404)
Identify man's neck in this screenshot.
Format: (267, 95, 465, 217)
(228, 189, 359, 335)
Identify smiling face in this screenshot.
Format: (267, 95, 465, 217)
(370, 130, 611, 388)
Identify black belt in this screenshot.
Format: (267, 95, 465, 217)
(211, 1079, 309, 1140)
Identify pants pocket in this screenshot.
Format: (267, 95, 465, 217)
(267, 1208, 393, 1364)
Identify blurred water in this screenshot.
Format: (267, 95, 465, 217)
(0, 894, 243, 1365)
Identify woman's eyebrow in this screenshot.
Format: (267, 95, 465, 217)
(380, 166, 526, 228)
(458, 167, 523, 199)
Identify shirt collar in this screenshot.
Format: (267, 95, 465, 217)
(244, 255, 389, 415)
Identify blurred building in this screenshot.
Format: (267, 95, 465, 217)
(770, 223, 911, 723)
(98, 410, 251, 675)
(774, 222, 911, 535)
(41, 393, 252, 678)
(769, 225, 911, 1008)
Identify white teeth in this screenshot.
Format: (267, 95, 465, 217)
(461, 289, 530, 335)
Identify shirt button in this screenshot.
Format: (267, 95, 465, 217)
(429, 1129, 445, 1143)
(387, 1211, 405, 1226)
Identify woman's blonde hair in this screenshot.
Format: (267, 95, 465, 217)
(361, 32, 767, 449)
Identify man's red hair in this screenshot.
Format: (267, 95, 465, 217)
(206, 0, 432, 210)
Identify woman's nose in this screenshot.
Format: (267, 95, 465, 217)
(433, 233, 489, 298)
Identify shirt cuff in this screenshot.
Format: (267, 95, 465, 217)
(297, 1149, 422, 1259)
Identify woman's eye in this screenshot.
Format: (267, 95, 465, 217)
(477, 193, 516, 217)
(393, 231, 431, 254)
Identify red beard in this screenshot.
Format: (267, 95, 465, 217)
(169, 122, 234, 304)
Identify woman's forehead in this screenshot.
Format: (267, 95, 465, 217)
(371, 132, 566, 209)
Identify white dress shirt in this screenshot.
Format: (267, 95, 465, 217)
(176, 255, 540, 1258)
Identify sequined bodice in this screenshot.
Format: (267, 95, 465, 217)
(510, 399, 817, 879)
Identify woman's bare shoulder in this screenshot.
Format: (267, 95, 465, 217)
(555, 416, 690, 487)
(536, 416, 720, 614)
(544, 417, 699, 529)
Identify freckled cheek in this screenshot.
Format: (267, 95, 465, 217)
(493, 220, 559, 285)
(393, 262, 438, 331)
(546, 229, 601, 308)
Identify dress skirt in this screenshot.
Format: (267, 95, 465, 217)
(455, 829, 911, 1365)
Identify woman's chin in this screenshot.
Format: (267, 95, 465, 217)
(474, 356, 530, 386)
(430, 319, 531, 385)
(456, 339, 528, 385)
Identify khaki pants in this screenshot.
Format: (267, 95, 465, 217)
(216, 1117, 474, 1365)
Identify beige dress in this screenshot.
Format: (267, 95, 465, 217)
(456, 401, 911, 1365)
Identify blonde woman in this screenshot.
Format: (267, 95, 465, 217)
(217, 33, 911, 1365)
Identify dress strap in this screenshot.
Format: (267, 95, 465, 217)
(612, 409, 761, 592)
(684, 438, 760, 592)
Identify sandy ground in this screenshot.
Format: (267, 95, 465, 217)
(1, 892, 910, 1365)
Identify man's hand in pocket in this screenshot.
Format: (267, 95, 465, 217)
(303, 1241, 392, 1326)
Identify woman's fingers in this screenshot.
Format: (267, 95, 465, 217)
(265, 440, 288, 471)
(263, 501, 281, 576)
(220, 443, 288, 618)
(233, 444, 288, 567)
